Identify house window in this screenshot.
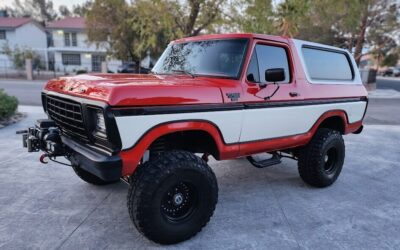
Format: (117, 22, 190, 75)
(0, 30, 6, 39)
(64, 32, 77, 47)
(62, 53, 81, 65)
(71, 32, 77, 46)
(64, 32, 70, 46)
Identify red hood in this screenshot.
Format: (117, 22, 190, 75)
(44, 74, 234, 106)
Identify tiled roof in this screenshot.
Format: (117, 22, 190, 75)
(0, 17, 32, 28)
(47, 17, 85, 29)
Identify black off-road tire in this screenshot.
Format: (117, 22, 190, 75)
(72, 165, 118, 185)
(298, 128, 345, 187)
(127, 150, 218, 245)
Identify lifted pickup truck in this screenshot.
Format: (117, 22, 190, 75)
(19, 33, 368, 244)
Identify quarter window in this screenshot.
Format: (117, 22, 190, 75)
(246, 52, 260, 83)
(302, 47, 353, 81)
(62, 53, 81, 65)
(246, 44, 290, 84)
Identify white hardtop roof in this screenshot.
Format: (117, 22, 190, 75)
(292, 39, 350, 53)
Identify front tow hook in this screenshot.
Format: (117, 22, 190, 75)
(40, 154, 49, 164)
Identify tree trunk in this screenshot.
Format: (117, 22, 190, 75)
(354, 4, 370, 66)
(348, 36, 354, 52)
(185, 0, 200, 36)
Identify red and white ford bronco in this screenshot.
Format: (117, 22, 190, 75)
(20, 33, 368, 244)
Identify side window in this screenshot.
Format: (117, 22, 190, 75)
(302, 47, 353, 81)
(246, 52, 260, 82)
(255, 44, 290, 84)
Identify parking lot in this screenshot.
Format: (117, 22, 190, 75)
(0, 90, 400, 249)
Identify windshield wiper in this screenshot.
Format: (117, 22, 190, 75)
(171, 69, 196, 78)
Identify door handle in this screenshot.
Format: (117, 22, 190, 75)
(289, 92, 299, 97)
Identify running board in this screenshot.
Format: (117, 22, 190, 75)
(246, 153, 281, 168)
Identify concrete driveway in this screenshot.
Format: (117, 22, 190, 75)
(1, 106, 400, 250)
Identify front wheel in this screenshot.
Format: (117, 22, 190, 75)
(298, 128, 345, 187)
(127, 150, 218, 244)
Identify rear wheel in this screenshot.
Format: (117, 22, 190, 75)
(298, 128, 345, 187)
(72, 165, 118, 185)
(127, 150, 218, 244)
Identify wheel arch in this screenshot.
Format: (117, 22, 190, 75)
(317, 114, 347, 134)
(148, 130, 220, 159)
(314, 110, 349, 134)
(119, 120, 227, 176)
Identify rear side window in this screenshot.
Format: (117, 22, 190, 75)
(302, 47, 353, 81)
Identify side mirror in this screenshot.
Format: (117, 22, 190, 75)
(265, 68, 285, 83)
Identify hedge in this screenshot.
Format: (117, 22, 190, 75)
(0, 89, 18, 120)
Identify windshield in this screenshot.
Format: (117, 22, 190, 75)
(152, 39, 248, 79)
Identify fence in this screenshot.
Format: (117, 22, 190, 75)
(0, 58, 127, 81)
(0, 59, 25, 79)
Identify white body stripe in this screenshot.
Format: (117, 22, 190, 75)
(240, 102, 365, 142)
(115, 101, 367, 150)
(116, 110, 243, 149)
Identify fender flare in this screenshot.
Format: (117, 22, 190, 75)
(119, 120, 237, 176)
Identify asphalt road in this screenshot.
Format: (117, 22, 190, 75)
(0, 79, 46, 106)
(376, 76, 400, 91)
(0, 106, 399, 249)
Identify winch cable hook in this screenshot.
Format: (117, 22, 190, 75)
(39, 153, 49, 164)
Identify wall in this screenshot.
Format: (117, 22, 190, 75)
(51, 29, 100, 51)
(0, 23, 47, 70)
(13, 23, 47, 50)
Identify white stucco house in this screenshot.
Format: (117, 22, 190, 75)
(0, 16, 156, 76)
(0, 17, 48, 69)
(46, 17, 121, 73)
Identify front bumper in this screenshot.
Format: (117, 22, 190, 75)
(63, 136, 122, 182)
(20, 119, 122, 182)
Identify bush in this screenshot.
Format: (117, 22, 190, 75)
(0, 89, 18, 120)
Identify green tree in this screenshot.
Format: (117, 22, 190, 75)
(275, 0, 309, 37)
(274, 0, 399, 66)
(72, 1, 93, 16)
(86, 0, 131, 60)
(58, 5, 71, 18)
(359, 1, 399, 65)
(381, 51, 399, 67)
(165, 0, 226, 36)
(2, 43, 41, 69)
(59, 1, 93, 17)
(9, 0, 57, 22)
(86, 0, 225, 66)
(86, 0, 174, 68)
(229, 0, 275, 34)
(293, 0, 361, 48)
